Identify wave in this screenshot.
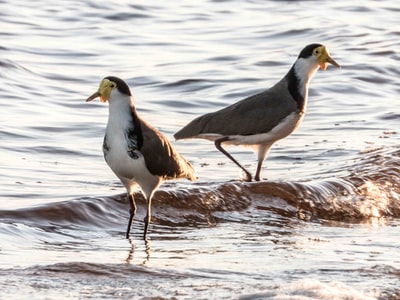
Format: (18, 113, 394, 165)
(13, 262, 169, 278)
(0, 147, 398, 231)
(2, 262, 398, 300)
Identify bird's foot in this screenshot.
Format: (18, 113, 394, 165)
(242, 171, 252, 182)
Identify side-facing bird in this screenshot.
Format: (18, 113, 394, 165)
(86, 76, 196, 240)
(174, 43, 340, 181)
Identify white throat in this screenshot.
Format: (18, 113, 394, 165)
(293, 57, 320, 98)
(107, 91, 135, 131)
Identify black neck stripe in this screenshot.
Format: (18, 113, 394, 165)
(286, 66, 305, 110)
(130, 107, 143, 150)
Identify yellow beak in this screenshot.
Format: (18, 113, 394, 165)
(86, 91, 100, 102)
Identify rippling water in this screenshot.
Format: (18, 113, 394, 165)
(1, 0, 399, 299)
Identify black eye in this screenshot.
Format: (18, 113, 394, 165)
(315, 50, 319, 55)
(110, 83, 116, 88)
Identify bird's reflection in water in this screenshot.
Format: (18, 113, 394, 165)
(125, 238, 134, 263)
(126, 237, 151, 264)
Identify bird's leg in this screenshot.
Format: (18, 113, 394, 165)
(254, 145, 270, 182)
(126, 193, 137, 239)
(254, 160, 263, 182)
(143, 197, 152, 241)
(215, 137, 252, 182)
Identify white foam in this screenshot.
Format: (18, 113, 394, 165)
(240, 278, 378, 300)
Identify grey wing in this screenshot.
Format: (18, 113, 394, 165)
(175, 81, 298, 138)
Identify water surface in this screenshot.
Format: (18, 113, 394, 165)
(0, 0, 399, 299)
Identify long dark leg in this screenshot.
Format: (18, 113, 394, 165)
(143, 197, 152, 241)
(126, 193, 137, 239)
(215, 137, 252, 182)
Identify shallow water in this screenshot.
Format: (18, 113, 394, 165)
(1, 0, 399, 299)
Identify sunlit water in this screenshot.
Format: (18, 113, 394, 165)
(0, 0, 399, 299)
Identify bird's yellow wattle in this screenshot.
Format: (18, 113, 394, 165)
(98, 79, 112, 103)
(85, 78, 113, 103)
(317, 46, 340, 70)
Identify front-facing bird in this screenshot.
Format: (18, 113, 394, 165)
(174, 43, 340, 181)
(86, 76, 196, 240)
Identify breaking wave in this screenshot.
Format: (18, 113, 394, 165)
(1, 147, 398, 231)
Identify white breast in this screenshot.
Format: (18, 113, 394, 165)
(104, 126, 143, 180)
(104, 96, 160, 194)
